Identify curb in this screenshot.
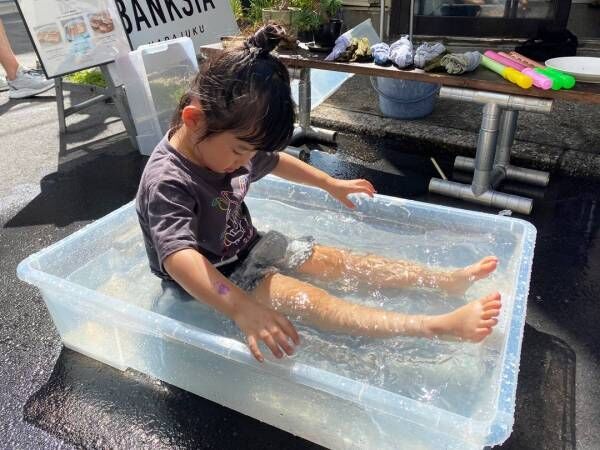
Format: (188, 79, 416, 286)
(311, 110, 600, 179)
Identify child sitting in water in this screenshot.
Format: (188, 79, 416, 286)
(136, 25, 502, 363)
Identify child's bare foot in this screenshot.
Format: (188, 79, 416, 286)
(439, 256, 498, 296)
(424, 292, 502, 342)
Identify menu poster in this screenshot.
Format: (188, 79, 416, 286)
(114, 0, 239, 51)
(15, 0, 131, 78)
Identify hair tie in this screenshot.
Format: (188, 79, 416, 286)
(246, 24, 287, 55)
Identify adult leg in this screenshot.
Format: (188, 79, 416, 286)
(297, 244, 498, 296)
(0, 19, 19, 79)
(251, 273, 501, 342)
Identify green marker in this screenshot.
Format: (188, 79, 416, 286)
(533, 67, 563, 90)
(543, 67, 576, 89)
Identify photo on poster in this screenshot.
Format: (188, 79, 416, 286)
(34, 24, 63, 47)
(15, 0, 130, 78)
(88, 10, 115, 35)
(61, 16, 89, 42)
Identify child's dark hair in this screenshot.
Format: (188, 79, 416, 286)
(171, 24, 295, 153)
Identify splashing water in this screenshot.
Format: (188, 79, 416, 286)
(65, 194, 520, 420)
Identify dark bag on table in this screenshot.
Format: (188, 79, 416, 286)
(515, 28, 578, 61)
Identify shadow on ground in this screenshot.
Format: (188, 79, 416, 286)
(23, 347, 322, 450)
(4, 134, 144, 228)
(500, 325, 576, 450)
(22, 325, 575, 449)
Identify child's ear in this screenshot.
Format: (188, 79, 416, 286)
(181, 103, 205, 130)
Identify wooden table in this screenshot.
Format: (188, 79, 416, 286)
(202, 43, 600, 214)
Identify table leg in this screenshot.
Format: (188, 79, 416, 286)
(290, 68, 337, 146)
(455, 109, 550, 187)
(430, 87, 553, 214)
(430, 103, 534, 214)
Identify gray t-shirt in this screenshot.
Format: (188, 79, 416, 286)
(136, 134, 280, 280)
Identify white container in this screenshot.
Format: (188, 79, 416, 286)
(116, 38, 198, 155)
(17, 176, 536, 450)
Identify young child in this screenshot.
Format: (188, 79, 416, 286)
(136, 25, 502, 363)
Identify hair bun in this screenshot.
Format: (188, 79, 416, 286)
(246, 24, 287, 54)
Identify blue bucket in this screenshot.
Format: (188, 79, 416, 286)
(371, 77, 440, 120)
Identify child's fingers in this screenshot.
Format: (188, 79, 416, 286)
(277, 315, 300, 345)
(272, 329, 295, 356)
(262, 333, 284, 359)
(353, 179, 376, 194)
(341, 196, 356, 209)
(246, 335, 264, 362)
(357, 186, 375, 197)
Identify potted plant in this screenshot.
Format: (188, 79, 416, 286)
(314, 0, 343, 48)
(261, 0, 301, 37)
(293, 0, 321, 43)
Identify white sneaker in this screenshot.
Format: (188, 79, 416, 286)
(8, 66, 55, 99)
(0, 75, 8, 92)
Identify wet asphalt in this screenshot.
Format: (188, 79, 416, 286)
(2, 118, 599, 448)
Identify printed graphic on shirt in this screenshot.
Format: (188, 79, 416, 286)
(211, 175, 252, 254)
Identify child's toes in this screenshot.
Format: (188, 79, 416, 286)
(481, 292, 502, 304)
(472, 328, 492, 342)
(483, 299, 502, 309)
(480, 318, 498, 328)
(483, 309, 501, 319)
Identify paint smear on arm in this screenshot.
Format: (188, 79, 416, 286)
(214, 281, 231, 296)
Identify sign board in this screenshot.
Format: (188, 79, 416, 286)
(114, 0, 239, 51)
(15, 0, 131, 78)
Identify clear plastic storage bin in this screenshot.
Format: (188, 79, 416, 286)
(116, 37, 198, 155)
(17, 176, 536, 450)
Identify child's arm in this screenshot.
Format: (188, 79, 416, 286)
(272, 152, 376, 208)
(164, 248, 300, 362)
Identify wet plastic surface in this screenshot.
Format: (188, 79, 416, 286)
(17, 175, 535, 449)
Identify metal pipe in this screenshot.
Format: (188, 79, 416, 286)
(298, 68, 311, 130)
(284, 146, 303, 158)
(439, 86, 553, 113)
(505, 165, 550, 186)
(454, 157, 550, 187)
(379, 0, 385, 40)
(494, 109, 518, 168)
(429, 179, 533, 214)
(472, 103, 501, 196)
(290, 126, 337, 145)
(408, 0, 415, 42)
(490, 166, 506, 189)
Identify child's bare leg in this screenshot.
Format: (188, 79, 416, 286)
(297, 245, 497, 295)
(251, 273, 501, 341)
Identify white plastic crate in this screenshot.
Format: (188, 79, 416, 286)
(116, 37, 198, 155)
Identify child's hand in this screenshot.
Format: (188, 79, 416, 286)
(233, 301, 300, 362)
(325, 178, 376, 209)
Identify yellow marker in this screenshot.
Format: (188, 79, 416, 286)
(480, 54, 533, 89)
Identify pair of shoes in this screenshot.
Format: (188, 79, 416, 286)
(370, 36, 414, 68)
(8, 66, 55, 99)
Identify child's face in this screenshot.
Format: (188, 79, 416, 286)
(194, 131, 257, 174)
